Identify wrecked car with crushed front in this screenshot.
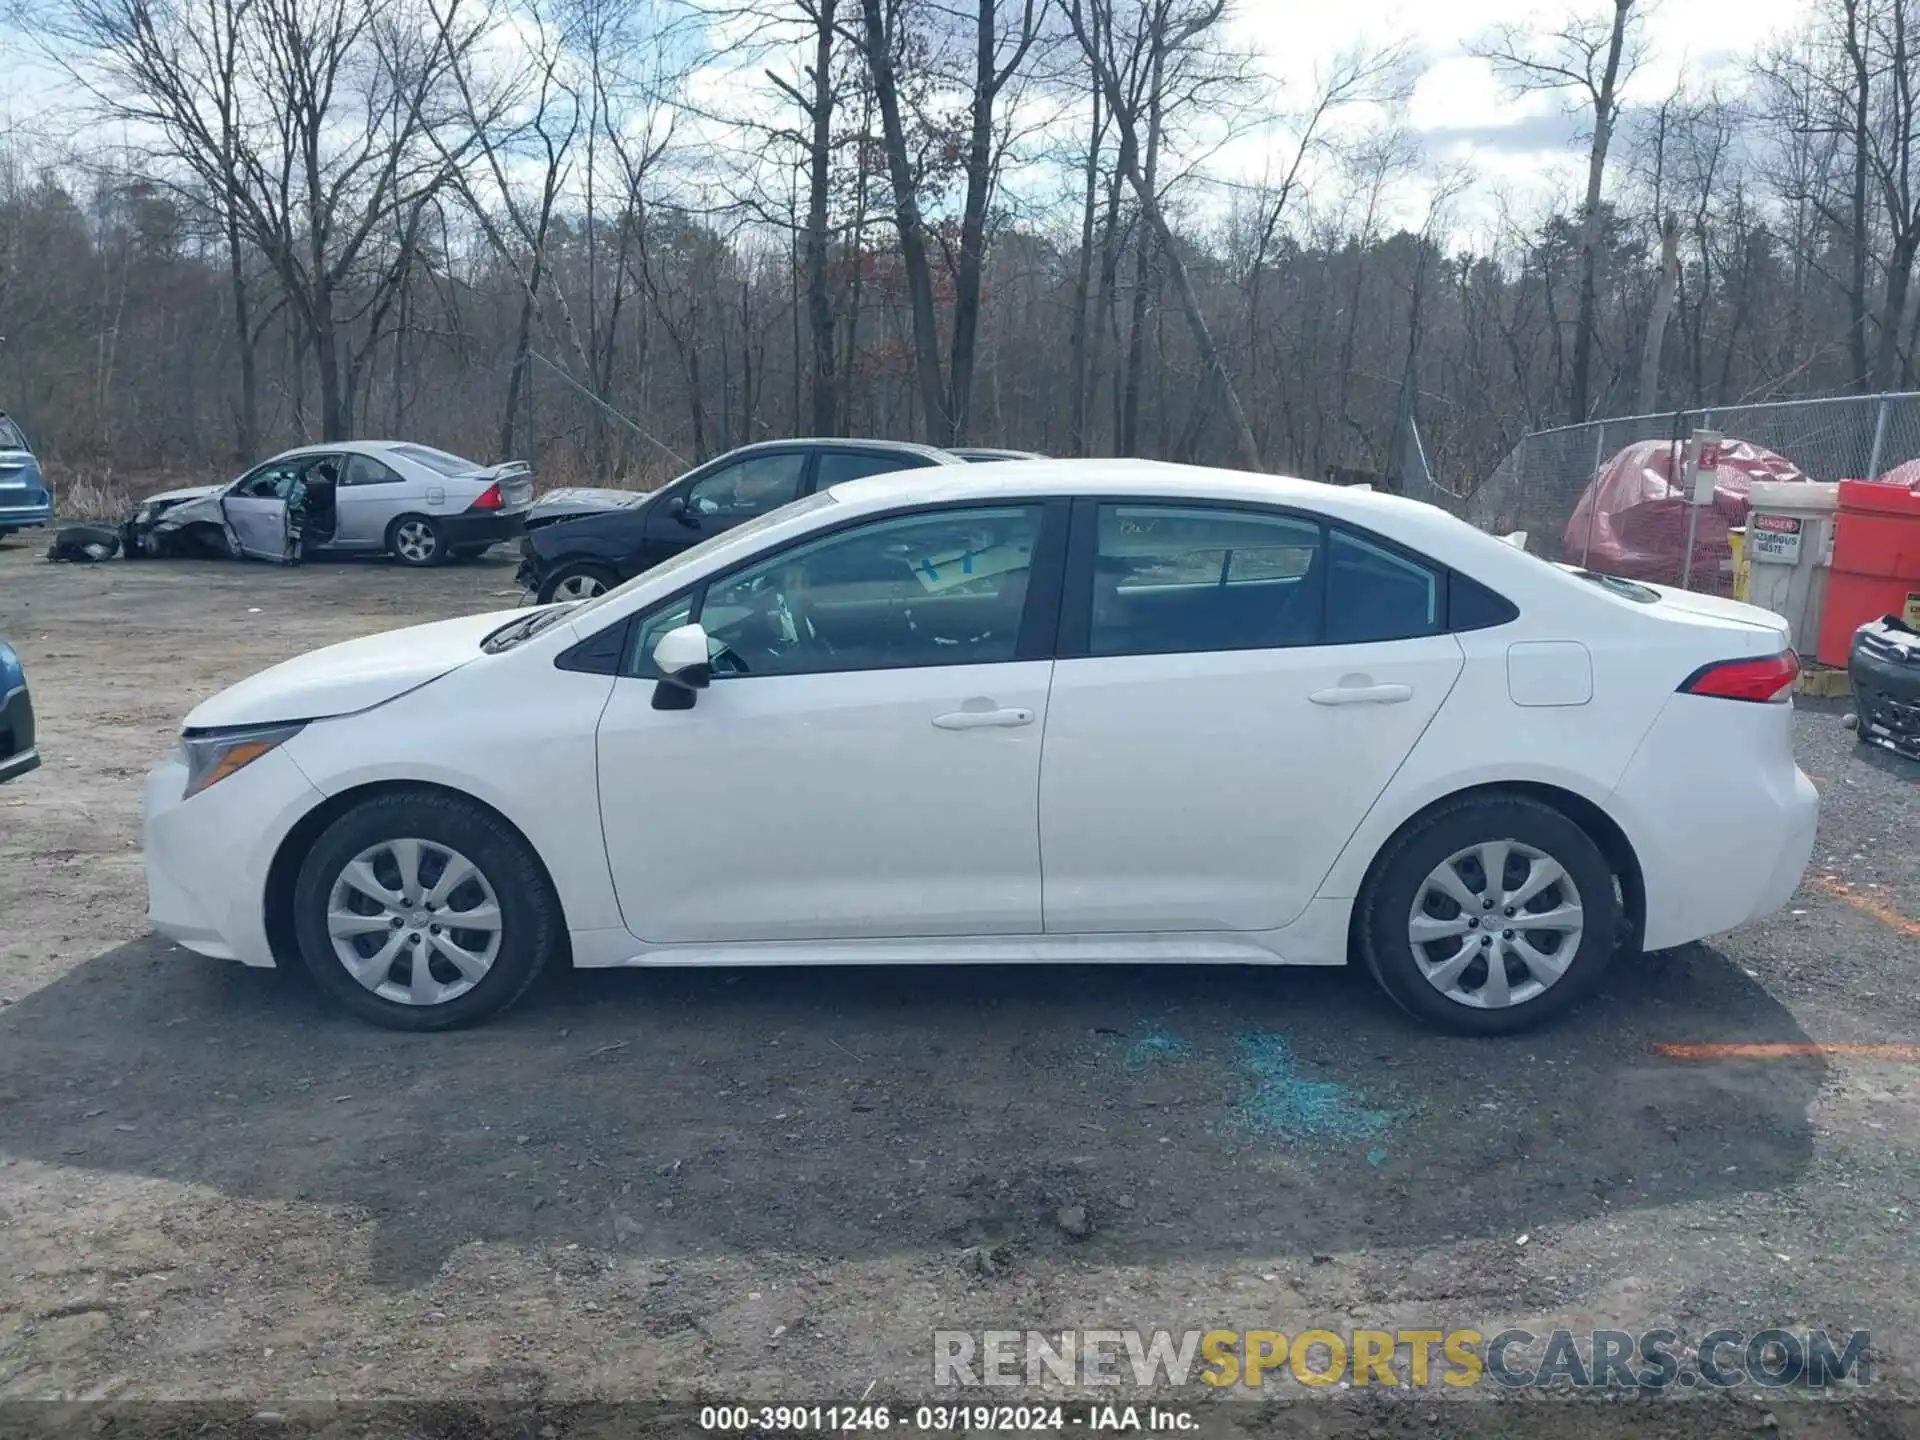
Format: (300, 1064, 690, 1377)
(124, 441, 533, 566)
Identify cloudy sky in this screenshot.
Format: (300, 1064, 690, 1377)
(2, 0, 1814, 237)
(1226, 0, 1808, 235)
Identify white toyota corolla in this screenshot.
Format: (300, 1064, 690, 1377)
(143, 460, 1819, 1034)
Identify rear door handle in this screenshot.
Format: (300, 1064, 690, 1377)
(933, 707, 1034, 730)
(1309, 683, 1413, 706)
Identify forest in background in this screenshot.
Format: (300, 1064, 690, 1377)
(1, 0, 1916, 495)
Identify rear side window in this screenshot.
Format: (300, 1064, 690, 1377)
(815, 450, 933, 487)
(341, 454, 402, 487)
(1087, 504, 1323, 656)
(1325, 528, 1441, 644)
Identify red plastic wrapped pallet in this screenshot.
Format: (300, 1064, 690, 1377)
(1561, 438, 1807, 589)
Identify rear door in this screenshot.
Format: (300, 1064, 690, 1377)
(638, 450, 809, 570)
(1037, 501, 1465, 934)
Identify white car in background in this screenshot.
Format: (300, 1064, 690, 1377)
(123, 440, 534, 566)
(142, 459, 1818, 1034)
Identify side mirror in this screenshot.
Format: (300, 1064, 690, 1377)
(650, 622, 712, 710)
(668, 494, 699, 528)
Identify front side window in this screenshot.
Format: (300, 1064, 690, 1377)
(1089, 504, 1322, 656)
(233, 461, 305, 500)
(685, 453, 807, 519)
(0, 415, 26, 451)
(1326, 528, 1441, 643)
(689, 505, 1042, 678)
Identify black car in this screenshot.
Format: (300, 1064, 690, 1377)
(517, 438, 962, 603)
(1849, 613, 1920, 761)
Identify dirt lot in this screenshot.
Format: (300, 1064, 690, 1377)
(2, 533, 1920, 1435)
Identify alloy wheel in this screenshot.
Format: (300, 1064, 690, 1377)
(326, 838, 502, 1006)
(1406, 839, 1585, 1009)
(552, 572, 608, 600)
(395, 520, 438, 563)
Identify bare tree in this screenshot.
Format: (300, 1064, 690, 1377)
(1475, 0, 1642, 422)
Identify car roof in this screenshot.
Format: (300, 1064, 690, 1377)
(720, 437, 963, 465)
(827, 457, 1537, 572)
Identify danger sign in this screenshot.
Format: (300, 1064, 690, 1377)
(1749, 513, 1803, 563)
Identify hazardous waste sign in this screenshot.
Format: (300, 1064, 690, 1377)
(1749, 512, 1804, 563)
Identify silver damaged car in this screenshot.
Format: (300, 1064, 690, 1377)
(123, 441, 534, 566)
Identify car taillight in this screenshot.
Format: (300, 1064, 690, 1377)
(1679, 651, 1800, 703)
(471, 483, 503, 511)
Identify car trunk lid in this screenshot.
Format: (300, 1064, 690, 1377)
(461, 461, 533, 513)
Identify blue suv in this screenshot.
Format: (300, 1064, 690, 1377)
(0, 412, 53, 538)
(0, 640, 35, 783)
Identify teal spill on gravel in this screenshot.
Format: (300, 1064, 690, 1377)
(1122, 1028, 1195, 1072)
(1227, 1032, 1392, 1144)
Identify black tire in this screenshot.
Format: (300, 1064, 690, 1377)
(1356, 793, 1618, 1035)
(536, 561, 621, 605)
(291, 789, 563, 1031)
(387, 513, 448, 567)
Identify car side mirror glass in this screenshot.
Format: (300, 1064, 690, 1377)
(650, 622, 712, 710)
(668, 495, 699, 528)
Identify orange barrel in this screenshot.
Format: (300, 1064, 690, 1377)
(1816, 477, 1920, 666)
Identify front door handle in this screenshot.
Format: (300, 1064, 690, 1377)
(933, 707, 1035, 730)
(1309, 683, 1413, 706)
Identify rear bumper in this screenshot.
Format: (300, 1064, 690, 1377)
(0, 497, 52, 529)
(0, 682, 36, 782)
(440, 510, 527, 547)
(1610, 694, 1820, 951)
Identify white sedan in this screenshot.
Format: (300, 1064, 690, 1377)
(143, 460, 1819, 1034)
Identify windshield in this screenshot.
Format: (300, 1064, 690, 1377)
(493, 490, 841, 650)
(0, 415, 27, 451)
(392, 444, 482, 477)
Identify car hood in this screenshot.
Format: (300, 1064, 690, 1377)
(141, 484, 223, 508)
(530, 486, 647, 517)
(183, 607, 537, 730)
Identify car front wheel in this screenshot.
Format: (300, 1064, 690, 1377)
(291, 790, 562, 1030)
(1357, 794, 1618, 1035)
(537, 561, 620, 605)
(388, 514, 447, 567)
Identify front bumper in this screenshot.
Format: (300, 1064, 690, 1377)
(0, 681, 36, 782)
(144, 745, 326, 966)
(440, 509, 527, 548)
(1850, 620, 1920, 760)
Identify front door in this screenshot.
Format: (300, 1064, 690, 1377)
(221, 460, 302, 560)
(596, 501, 1060, 943)
(639, 450, 809, 571)
(1038, 502, 1465, 934)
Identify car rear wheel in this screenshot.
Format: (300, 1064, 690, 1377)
(1357, 794, 1617, 1035)
(538, 562, 620, 605)
(291, 790, 562, 1031)
(388, 514, 447, 567)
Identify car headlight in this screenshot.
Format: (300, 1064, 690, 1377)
(181, 721, 307, 798)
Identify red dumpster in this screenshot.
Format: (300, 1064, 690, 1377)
(1816, 477, 1920, 666)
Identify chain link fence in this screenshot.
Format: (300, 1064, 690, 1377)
(1435, 392, 1920, 592)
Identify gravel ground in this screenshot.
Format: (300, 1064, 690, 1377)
(1, 534, 1918, 1438)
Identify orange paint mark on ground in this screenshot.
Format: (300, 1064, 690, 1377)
(1810, 875, 1920, 939)
(1654, 1042, 1920, 1060)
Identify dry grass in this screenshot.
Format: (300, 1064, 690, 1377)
(48, 465, 204, 522)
